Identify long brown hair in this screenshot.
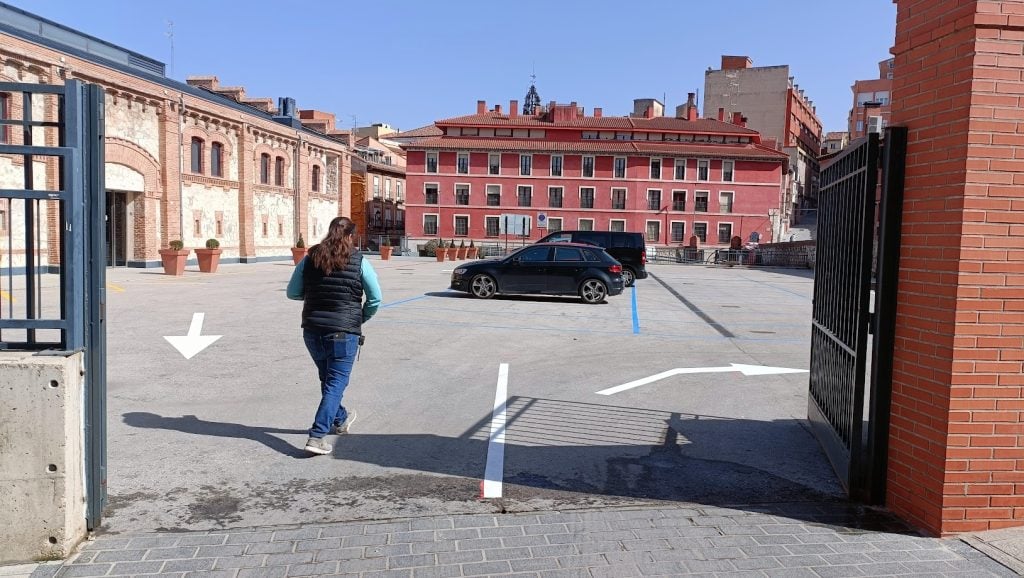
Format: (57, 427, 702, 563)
(309, 217, 357, 275)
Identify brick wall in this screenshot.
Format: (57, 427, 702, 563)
(889, 0, 1024, 536)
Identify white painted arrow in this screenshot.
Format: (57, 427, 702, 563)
(596, 363, 809, 396)
(164, 313, 222, 360)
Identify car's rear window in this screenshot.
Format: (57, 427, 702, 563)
(554, 247, 585, 261)
(583, 249, 604, 262)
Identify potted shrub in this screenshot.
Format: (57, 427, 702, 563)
(158, 240, 189, 276)
(291, 234, 307, 265)
(195, 238, 223, 273)
(456, 239, 468, 260)
(434, 239, 447, 263)
(446, 239, 459, 261)
(380, 237, 392, 260)
(467, 240, 478, 259)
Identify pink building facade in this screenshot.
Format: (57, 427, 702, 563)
(404, 100, 788, 249)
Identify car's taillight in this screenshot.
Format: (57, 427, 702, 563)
(609, 264, 622, 274)
(641, 249, 647, 264)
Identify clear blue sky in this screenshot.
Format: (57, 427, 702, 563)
(14, 0, 896, 134)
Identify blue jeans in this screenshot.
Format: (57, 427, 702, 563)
(303, 329, 360, 438)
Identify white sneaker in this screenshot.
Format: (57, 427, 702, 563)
(304, 437, 332, 455)
(333, 410, 357, 435)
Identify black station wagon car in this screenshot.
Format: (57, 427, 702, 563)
(536, 230, 648, 287)
(449, 242, 625, 304)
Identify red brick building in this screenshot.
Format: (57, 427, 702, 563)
(403, 99, 788, 249)
(848, 58, 893, 139)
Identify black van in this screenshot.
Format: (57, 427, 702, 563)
(537, 230, 647, 286)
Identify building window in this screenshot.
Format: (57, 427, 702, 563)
(548, 187, 563, 208)
(397, 181, 403, 201)
(210, 142, 223, 177)
(722, 160, 734, 182)
(674, 158, 686, 180)
(613, 157, 626, 179)
(550, 155, 563, 177)
(611, 188, 626, 210)
(455, 215, 469, 236)
(718, 223, 733, 244)
(194, 218, 202, 238)
(609, 219, 625, 232)
(486, 184, 501, 206)
(720, 192, 734, 213)
(582, 156, 595, 178)
(262, 221, 268, 237)
(695, 191, 709, 212)
(671, 222, 685, 243)
(457, 152, 470, 174)
(516, 154, 530, 176)
(260, 153, 270, 184)
(650, 158, 661, 180)
(697, 159, 709, 181)
(373, 175, 381, 197)
(275, 156, 285, 186)
(580, 187, 595, 209)
(517, 185, 532, 207)
(672, 191, 686, 211)
(486, 216, 500, 237)
(385, 178, 392, 199)
(426, 152, 438, 173)
(312, 165, 320, 192)
(190, 137, 204, 174)
(455, 184, 470, 205)
(647, 189, 661, 211)
(0, 201, 8, 234)
(645, 221, 660, 243)
(424, 214, 439, 235)
(425, 184, 439, 204)
(488, 153, 501, 175)
(0, 93, 9, 144)
(578, 219, 594, 231)
(547, 217, 562, 232)
(694, 222, 708, 243)
(216, 218, 223, 236)
(278, 222, 284, 237)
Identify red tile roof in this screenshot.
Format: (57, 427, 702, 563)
(403, 137, 788, 161)
(433, 113, 759, 135)
(385, 124, 443, 139)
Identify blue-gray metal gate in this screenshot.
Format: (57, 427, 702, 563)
(0, 80, 107, 529)
(808, 128, 907, 504)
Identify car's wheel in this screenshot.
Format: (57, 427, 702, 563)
(470, 274, 497, 299)
(579, 279, 608, 304)
(622, 267, 636, 287)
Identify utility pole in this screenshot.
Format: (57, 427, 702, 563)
(165, 20, 175, 78)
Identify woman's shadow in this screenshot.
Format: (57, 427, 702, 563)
(122, 412, 312, 459)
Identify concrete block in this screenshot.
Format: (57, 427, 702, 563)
(0, 351, 86, 564)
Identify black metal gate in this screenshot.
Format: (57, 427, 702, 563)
(0, 80, 107, 528)
(808, 128, 907, 504)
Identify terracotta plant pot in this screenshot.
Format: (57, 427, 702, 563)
(158, 249, 190, 276)
(195, 248, 222, 273)
(467, 247, 478, 259)
(291, 247, 307, 265)
(446, 247, 458, 261)
(380, 246, 392, 260)
(435, 248, 447, 262)
(456, 246, 468, 259)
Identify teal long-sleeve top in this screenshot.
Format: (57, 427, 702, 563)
(286, 256, 382, 322)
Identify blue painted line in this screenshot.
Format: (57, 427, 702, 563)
(381, 295, 428, 309)
(631, 285, 640, 335)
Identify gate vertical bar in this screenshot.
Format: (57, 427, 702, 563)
(865, 126, 908, 505)
(62, 80, 85, 351)
(22, 90, 35, 343)
(84, 83, 106, 529)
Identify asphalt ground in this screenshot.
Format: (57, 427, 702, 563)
(93, 256, 835, 534)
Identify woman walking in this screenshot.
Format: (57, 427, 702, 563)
(287, 217, 382, 455)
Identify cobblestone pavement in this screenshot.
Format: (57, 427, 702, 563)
(30, 503, 1017, 578)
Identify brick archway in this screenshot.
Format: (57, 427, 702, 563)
(105, 137, 161, 197)
(104, 137, 162, 262)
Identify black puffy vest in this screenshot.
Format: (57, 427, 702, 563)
(301, 251, 364, 335)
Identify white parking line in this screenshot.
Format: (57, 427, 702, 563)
(482, 363, 509, 499)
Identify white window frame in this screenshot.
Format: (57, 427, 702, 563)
(582, 155, 595, 178)
(488, 153, 501, 175)
(396, 181, 403, 201)
(485, 214, 501, 237)
(517, 184, 533, 207)
(426, 152, 438, 174)
(579, 186, 596, 209)
(645, 220, 661, 243)
(719, 191, 735, 214)
(485, 183, 501, 206)
(722, 159, 735, 182)
(453, 214, 470, 237)
(613, 156, 627, 179)
(694, 190, 710, 213)
(578, 218, 595, 231)
(671, 189, 686, 212)
(520, 154, 532, 176)
(424, 182, 440, 204)
(609, 219, 626, 232)
(650, 157, 662, 180)
(372, 175, 381, 197)
(674, 158, 686, 180)
(693, 221, 709, 243)
(550, 154, 563, 177)
(670, 220, 686, 243)
(611, 187, 627, 210)
(548, 185, 564, 208)
(547, 217, 563, 232)
(646, 188, 662, 211)
(457, 152, 470, 175)
(717, 221, 734, 244)
(423, 213, 440, 236)
(385, 178, 392, 199)
(697, 159, 709, 181)
(454, 182, 471, 206)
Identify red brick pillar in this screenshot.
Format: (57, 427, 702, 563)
(295, 140, 309, 244)
(159, 98, 182, 246)
(339, 152, 352, 218)
(889, 0, 1024, 536)
(237, 125, 256, 262)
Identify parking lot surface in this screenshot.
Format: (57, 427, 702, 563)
(103, 256, 832, 533)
